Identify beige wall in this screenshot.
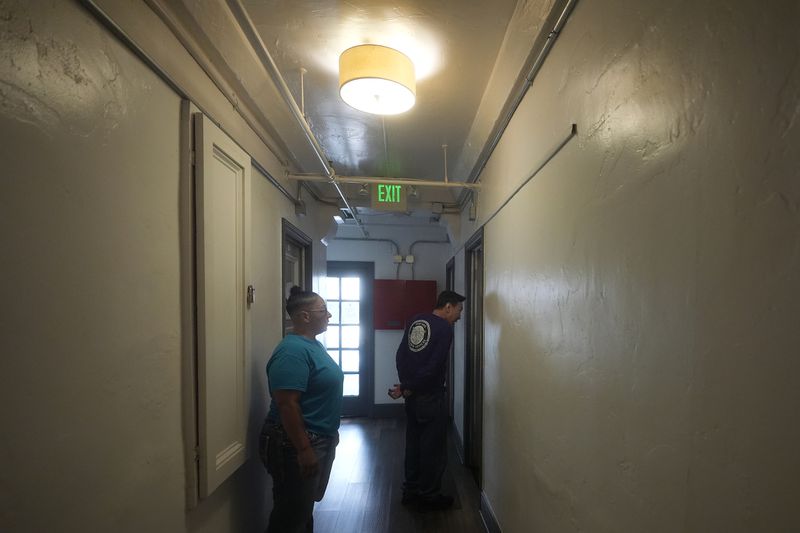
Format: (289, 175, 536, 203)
(0, 1, 328, 531)
(469, 0, 800, 531)
(0, 1, 187, 530)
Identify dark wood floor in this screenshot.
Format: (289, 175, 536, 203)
(313, 417, 486, 533)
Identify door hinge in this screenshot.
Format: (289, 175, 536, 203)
(247, 285, 255, 306)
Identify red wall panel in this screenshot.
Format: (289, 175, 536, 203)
(373, 279, 438, 330)
(403, 280, 437, 325)
(373, 279, 406, 329)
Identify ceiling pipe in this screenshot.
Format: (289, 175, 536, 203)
(287, 174, 481, 190)
(457, 0, 579, 209)
(333, 237, 400, 256)
(225, 0, 368, 237)
(442, 145, 449, 184)
(299, 67, 307, 118)
(409, 238, 451, 279)
(332, 237, 402, 279)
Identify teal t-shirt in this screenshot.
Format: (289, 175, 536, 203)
(266, 334, 344, 436)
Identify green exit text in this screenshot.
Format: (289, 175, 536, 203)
(377, 184, 402, 203)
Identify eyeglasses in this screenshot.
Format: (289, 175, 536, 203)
(305, 308, 329, 314)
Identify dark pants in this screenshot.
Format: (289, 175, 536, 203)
(259, 422, 338, 533)
(403, 390, 448, 498)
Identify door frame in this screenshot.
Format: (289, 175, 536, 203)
(281, 219, 313, 336)
(445, 256, 456, 420)
(463, 228, 484, 487)
(326, 261, 375, 417)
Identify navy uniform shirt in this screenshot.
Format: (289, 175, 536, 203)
(396, 313, 453, 392)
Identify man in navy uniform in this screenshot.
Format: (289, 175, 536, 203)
(389, 290, 465, 510)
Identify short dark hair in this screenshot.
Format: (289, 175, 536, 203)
(285, 286, 321, 316)
(435, 290, 465, 309)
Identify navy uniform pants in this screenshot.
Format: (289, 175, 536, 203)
(403, 390, 448, 498)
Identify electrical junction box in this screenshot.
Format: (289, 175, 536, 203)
(392, 255, 403, 263)
(373, 279, 437, 330)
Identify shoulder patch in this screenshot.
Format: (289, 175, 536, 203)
(408, 319, 431, 352)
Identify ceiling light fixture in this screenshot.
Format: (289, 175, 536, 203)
(339, 44, 416, 115)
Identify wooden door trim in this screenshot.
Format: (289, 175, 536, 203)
(281, 219, 313, 336)
(464, 227, 484, 487)
(445, 257, 456, 420)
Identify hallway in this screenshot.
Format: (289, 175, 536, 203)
(312, 417, 485, 533)
(2, 1, 799, 531)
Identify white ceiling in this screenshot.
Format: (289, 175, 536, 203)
(241, 0, 519, 206)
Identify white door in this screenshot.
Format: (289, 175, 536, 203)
(195, 113, 252, 498)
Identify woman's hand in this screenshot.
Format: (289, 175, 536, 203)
(297, 446, 319, 478)
(274, 389, 320, 477)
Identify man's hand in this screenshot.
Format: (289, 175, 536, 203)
(387, 384, 403, 400)
(297, 446, 319, 478)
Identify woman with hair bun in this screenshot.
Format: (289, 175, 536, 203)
(259, 286, 343, 532)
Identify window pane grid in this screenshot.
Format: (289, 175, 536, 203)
(324, 274, 361, 398)
(328, 300, 340, 325)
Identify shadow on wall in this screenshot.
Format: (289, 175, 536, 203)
(482, 289, 565, 525)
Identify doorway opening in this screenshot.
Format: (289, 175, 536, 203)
(464, 229, 484, 487)
(282, 219, 312, 336)
(446, 257, 456, 420)
(321, 261, 375, 417)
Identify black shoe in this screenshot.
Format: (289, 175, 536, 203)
(401, 491, 419, 506)
(416, 494, 454, 511)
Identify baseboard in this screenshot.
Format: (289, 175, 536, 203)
(370, 403, 405, 418)
(480, 492, 502, 533)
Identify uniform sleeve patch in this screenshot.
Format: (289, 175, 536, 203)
(408, 319, 431, 352)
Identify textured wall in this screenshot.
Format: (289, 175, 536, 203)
(0, 1, 328, 531)
(0, 1, 186, 530)
(477, 0, 800, 531)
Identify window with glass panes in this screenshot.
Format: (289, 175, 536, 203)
(319, 276, 361, 396)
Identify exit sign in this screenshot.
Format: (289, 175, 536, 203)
(370, 183, 407, 211)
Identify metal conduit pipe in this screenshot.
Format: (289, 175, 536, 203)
(408, 239, 451, 280)
(451, 123, 577, 257)
(331, 237, 402, 279)
(226, 0, 368, 237)
(287, 174, 482, 190)
(304, 186, 342, 207)
(332, 237, 400, 256)
(457, 0, 579, 209)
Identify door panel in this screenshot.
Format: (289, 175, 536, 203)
(195, 113, 251, 498)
